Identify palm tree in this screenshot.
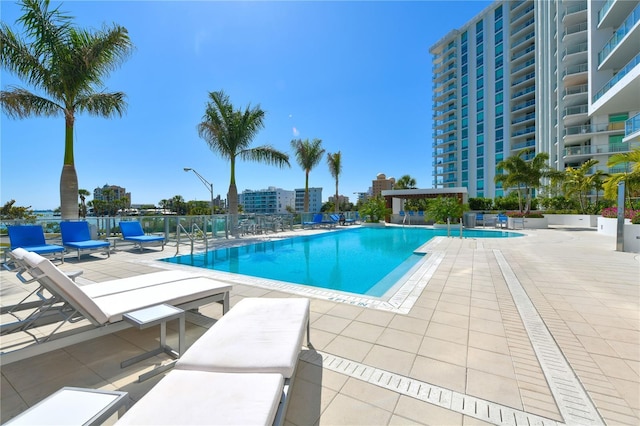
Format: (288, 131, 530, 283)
(326, 151, 342, 213)
(562, 159, 600, 214)
(197, 90, 290, 218)
(394, 175, 417, 189)
(495, 149, 550, 213)
(603, 147, 640, 205)
(78, 188, 90, 218)
(1, 0, 133, 220)
(291, 138, 325, 212)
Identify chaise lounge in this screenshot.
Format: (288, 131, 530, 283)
(7, 225, 65, 263)
(116, 297, 310, 426)
(119, 221, 165, 252)
(1, 250, 232, 365)
(60, 221, 110, 260)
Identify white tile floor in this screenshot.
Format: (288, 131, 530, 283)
(1, 226, 639, 425)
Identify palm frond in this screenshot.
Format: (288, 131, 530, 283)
(240, 146, 290, 168)
(1, 87, 61, 118)
(74, 91, 127, 117)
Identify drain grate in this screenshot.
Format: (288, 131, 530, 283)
(300, 350, 561, 426)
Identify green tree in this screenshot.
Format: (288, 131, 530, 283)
(326, 151, 342, 213)
(78, 188, 90, 218)
(359, 196, 391, 223)
(394, 174, 417, 189)
(0, 0, 133, 220)
(426, 196, 464, 224)
(197, 90, 290, 218)
(603, 147, 640, 206)
(495, 149, 550, 213)
(561, 159, 605, 214)
(291, 138, 325, 212)
(0, 199, 36, 221)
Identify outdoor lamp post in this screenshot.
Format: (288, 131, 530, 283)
(184, 167, 214, 236)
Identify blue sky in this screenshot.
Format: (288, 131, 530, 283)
(1, 0, 490, 210)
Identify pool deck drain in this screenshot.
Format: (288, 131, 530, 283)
(301, 350, 560, 426)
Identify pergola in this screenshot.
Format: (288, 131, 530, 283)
(380, 187, 468, 222)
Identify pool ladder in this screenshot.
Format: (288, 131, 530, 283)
(175, 223, 209, 256)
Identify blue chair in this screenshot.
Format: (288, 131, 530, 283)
(302, 213, 324, 229)
(60, 221, 110, 260)
(496, 213, 508, 229)
(119, 221, 165, 252)
(8, 225, 65, 263)
(475, 213, 484, 227)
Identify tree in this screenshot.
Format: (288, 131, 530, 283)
(0, 0, 133, 220)
(0, 199, 36, 221)
(394, 175, 417, 189)
(426, 196, 464, 224)
(291, 138, 324, 212)
(326, 151, 342, 213)
(494, 149, 550, 213)
(359, 196, 391, 223)
(197, 90, 290, 219)
(603, 147, 640, 206)
(561, 159, 604, 214)
(78, 188, 90, 218)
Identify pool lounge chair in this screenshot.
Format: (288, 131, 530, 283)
(8, 225, 65, 263)
(0, 251, 232, 365)
(495, 213, 508, 229)
(302, 213, 324, 229)
(119, 221, 165, 252)
(116, 297, 310, 426)
(344, 212, 360, 225)
(60, 221, 110, 260)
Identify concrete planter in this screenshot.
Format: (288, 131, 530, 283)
(545, 214, 598, 228)
(361, 222, 386, 228)
(623, 224, 640, 253)
(597, 217, 631, 236)
(507, 216, 548, 229)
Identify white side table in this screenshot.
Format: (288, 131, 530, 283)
(121, 304, 185, 382)
(105, 236, 120, 252)
(5, 387, 128, 426)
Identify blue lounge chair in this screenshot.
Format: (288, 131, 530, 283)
(7, 225, 65, 263)
(60, 221, 110, 260)
(302, 213, 323, 229)
(495, 213, 508, 229)
(344, 212, 360, 225)
(119, 221, 165, 252)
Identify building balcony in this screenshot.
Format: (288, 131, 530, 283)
(562, 42, 588, 61)
(511, 57, 535, 75)
(511, 126, 536, 139)
(563, 22, 588, 40)
(511, 17, 535, 39)
(598, 3, 640, 68)
(624, 112, 640, 143)
(512, 98, 536, 113)
(562, 83, 588, 99)
(562, 63, 588, 86)
(562, 2, 587, 22)
(599, 0, 639, 30)
(511, 71, 535, 88)
(510, 2, 534, 25)
(511, 85, 536, 101)
(511, 31, 535, 49)
(592, 52, 640, 114)
(511, 139, 536, 152)
(511, 111, 535, 125)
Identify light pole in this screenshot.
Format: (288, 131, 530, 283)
(184, 167, 214, 236)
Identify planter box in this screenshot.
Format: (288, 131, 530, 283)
(623, 224, 640, 253)
(597, 217, 631, 236)
(545, 214, 598, 228)
(507, 217, 548, 229)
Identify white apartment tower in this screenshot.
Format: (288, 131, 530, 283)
(430, 0, 640, 199)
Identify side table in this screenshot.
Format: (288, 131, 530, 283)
(5, 387, 128, 426)
(121, 304, 185, 382)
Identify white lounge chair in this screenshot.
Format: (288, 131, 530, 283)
(1, 251, 232, 365)
(116, 297, 310, 426)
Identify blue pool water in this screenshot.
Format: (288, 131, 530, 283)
(161, 227, 522, 297)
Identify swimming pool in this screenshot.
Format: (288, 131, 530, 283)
(161, 227, 522, 297)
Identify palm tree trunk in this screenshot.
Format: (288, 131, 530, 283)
(304, 171, 310, 213)
(334, 180, 339, 213)
(60, 164, 79, 220)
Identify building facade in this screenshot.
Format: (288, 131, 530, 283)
(294, 187, 323, 213)
(239, 187, 295, 214)
(93, 184, 130, 206)
(372, 173, 396, 197)
(430, 0, 639, 199)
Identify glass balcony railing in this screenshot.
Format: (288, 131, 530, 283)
(598, 3, 640, 66)
(563, 2, 587, 19)
(626, 113, 640, 137)
(511, 85, 536, 99)
(598, 0, 616, 26)
(562, 42, 588, 59)
(563, 105, 589, 117)
(562, 84, 588, 97)
(563, 22, 588, 38)
(562, 63, 588, 78)
(511, 112, 535, 125)
(593, 52, 640, 102)
(564, 122, 624, 136)
(512, 140, 536, 150)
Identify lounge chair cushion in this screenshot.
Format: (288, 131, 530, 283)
(120, 221, 164, 242)
(176, 298, 309, 378)
(26, 252, 232, 324)
(81, 270, 200, 298)
(60, 221, 109, 249)
(116, 370, 284, 426)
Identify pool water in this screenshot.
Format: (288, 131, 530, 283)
(161, 227, 522, 297)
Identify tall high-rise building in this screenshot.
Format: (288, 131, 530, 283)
(430, 0, 639, 199)
(295, 187, 323, 213)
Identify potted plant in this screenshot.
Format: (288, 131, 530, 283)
(505, 211, 548, 229)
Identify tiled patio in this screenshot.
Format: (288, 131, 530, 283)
(1, 225, 638, 425)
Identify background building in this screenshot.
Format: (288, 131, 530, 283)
(430, 0, 639, 199)
(239, 187, 294, 214)
(93, 184, 130, 206)
(372, 173, 395, 197)
(294, 187, 323, 213)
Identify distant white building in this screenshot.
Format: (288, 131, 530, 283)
(295, 187, 323, 213)
(239, 187, 295, 214)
